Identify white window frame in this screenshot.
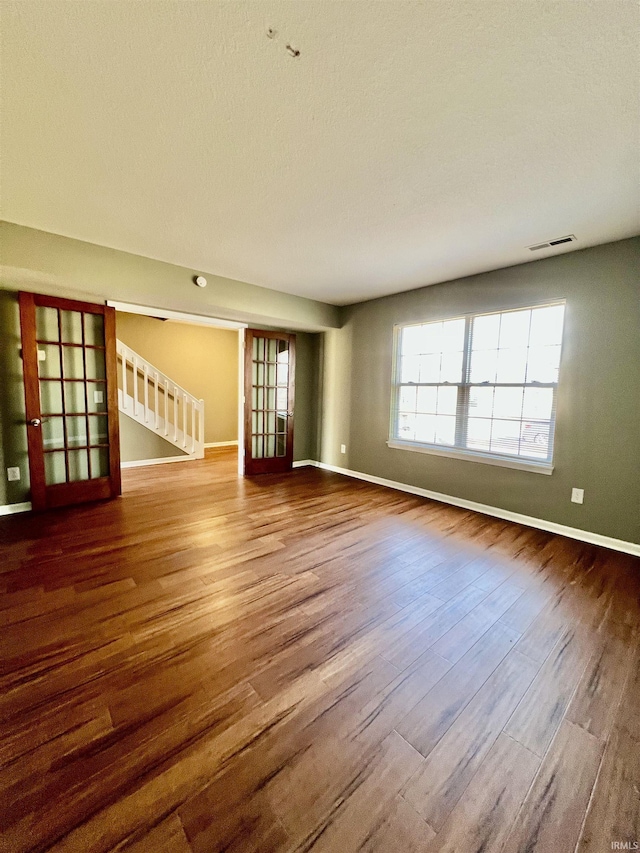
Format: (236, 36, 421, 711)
(388, 301, 566, 475)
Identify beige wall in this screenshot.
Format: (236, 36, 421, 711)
(116, 311, 239, 446)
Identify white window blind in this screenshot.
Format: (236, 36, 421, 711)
(391, 302, 566, 468)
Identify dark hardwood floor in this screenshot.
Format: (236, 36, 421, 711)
(1, 448, 638, 853)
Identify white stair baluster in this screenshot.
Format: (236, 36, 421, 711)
(174, 385, 178, 442)
(143, 364, 149, 422)
(121, 348, 127, 410)
(116, 339, 206, 461)
(182, 393, 187, 448)
(133, 354, 139, 415)
(154, 372, 159, 430)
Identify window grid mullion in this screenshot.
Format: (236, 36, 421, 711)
(455, 316, 472, 449)
(399, 382, 557, 388)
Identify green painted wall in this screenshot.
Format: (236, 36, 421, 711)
(290, 331, 321, 463)
(324, 238, 640, 545)
(0, 221, 341, 331)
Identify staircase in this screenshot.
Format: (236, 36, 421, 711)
(116, 340, 205, 460)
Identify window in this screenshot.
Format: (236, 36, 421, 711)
(390, 302, 565, 471)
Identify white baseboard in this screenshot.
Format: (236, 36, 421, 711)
(0, 501, 32, 516)
(204, 441, 238, 448)
(306, 461, 640, 558)
(121, 455, 195, 469)
(292, 459, 316, 468)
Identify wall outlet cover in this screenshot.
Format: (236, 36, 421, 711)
(340, 444, 346, 454)
(94, 390, 104, 404)
(571, 488, 584, 504)
(7, 467, 21, 482)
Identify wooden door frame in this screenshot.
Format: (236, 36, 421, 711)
(19, 292, 121, 511)
(238, 328, 245, 477)
(243, 329, 296, 475)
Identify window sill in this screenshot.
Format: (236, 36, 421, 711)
(386, 439, 554, 475)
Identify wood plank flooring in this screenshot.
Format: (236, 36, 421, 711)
(1, 447, 639, 853)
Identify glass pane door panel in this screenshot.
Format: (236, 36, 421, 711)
(88, 383, 107, 412)
(36, 307, 60, 341)
(68, 449, 89, 481)
(38, 345, 62, 379)
(63, 346, 85, 380)
(90, 447, 110, 478)
(276, 388, 287, 411)
(89, 415, 108, 445)
(42, 417, 65, 450)
(40, 381, 63, 414)
(66, 416, 88, 447)
(85, 348, 106, 380)
(84, 313, 105, 346)
(60, 310, 83, 344)
(64, 382, 86, 413)
(44, 452, 66, 485)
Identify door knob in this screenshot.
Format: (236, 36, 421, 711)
(287, 411, 293, 417)
(28, 418, 41, 427)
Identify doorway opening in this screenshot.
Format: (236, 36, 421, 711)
(109, 301, 298, 480)
(109, 301, 246, 479)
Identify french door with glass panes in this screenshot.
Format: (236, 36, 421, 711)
(244, 330, 295, 475)
(19, 292, 121, 511)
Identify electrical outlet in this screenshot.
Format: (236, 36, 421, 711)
(94, 389, 104, 404)
(571, 488, 584, 504)
(7, 467, 20, 482)
(340, 444, 346, 454)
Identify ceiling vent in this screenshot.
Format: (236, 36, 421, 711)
(528, 235, 576, 251)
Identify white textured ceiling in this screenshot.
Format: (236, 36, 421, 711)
(1, 1, 638, 305)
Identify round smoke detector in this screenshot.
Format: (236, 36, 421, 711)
(194, 275, 207, 288)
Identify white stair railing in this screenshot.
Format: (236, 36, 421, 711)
(116, 340, 205, 459)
